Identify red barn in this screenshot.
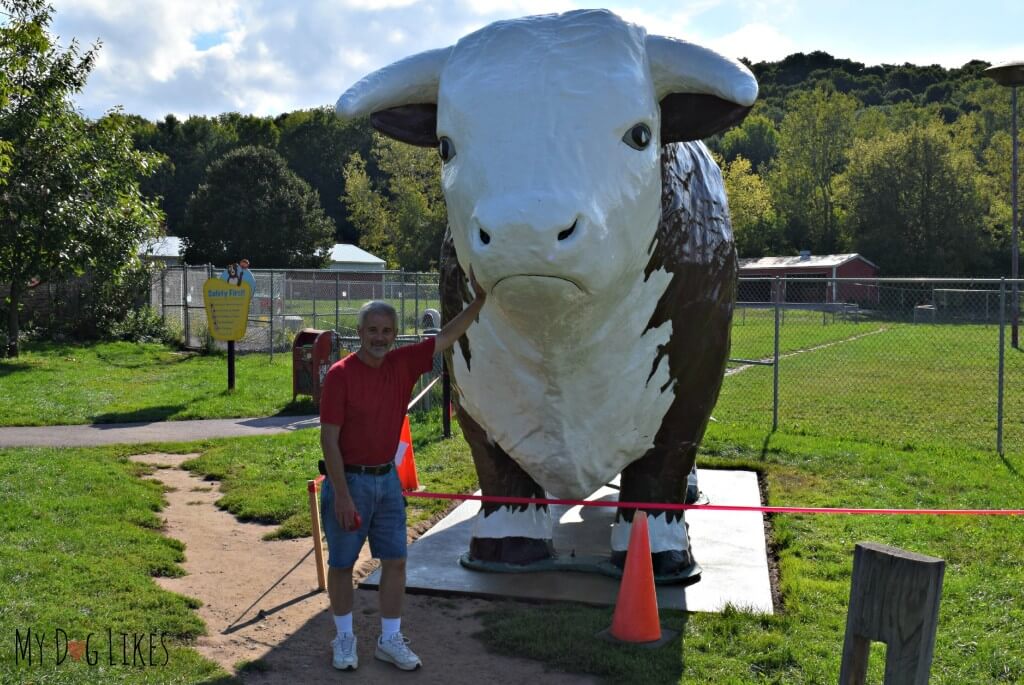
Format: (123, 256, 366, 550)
(738, 252, 880, 305)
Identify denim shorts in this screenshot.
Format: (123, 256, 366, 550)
(320, 468, 407, 568)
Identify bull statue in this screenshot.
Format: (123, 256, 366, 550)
(337, 9, 756, 580)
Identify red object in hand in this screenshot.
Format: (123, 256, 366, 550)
(347, 512, 362, 532)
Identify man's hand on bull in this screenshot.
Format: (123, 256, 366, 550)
(435, 267, 487, 353)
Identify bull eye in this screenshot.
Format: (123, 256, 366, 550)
(622, 123, 652, 150)
(438, 136, 456, 163)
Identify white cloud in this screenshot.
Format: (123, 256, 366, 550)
(460, 0, 575, 16)
(341, 48, 373, 69)
(706, 22, 797, 63)
(45, 0, 1024, 120)
(610, 8, 697, 38)
(341, 0, 422, 9)
(737, 0, 798, 21)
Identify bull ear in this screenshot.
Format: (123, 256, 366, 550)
(336, 46, 450, 146)
(660, 94, 752, 143)
(371, 105, 438, 147)
(647, 35, 757, 142)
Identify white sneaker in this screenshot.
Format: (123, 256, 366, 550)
(374, 632, 422, 670)
(331, 633, 358, 670)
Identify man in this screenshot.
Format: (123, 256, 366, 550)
(318, 270, 485, 672)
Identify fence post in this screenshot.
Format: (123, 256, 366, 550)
(414, 276, 420, 335)
(839, 542, 945, 685)
(160, 269, 166, 324)
(269, 270, 275, 361)
(442, 358, 452, 439)
(182, 266, 190, 349)
(998, 278, 1006, 455)
(400, 269, 406, 335)
(773, 276, 780, 431)
(312, 270, 318, 330)
(206, 264, 214, 350)
(335, 272, 340, 333)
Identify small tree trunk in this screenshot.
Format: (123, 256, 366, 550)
(6, 284, 22, 358)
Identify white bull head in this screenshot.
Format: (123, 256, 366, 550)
(337, 9, 755, 322)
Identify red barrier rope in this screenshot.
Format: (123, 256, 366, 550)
(402, 489, 1024, 516)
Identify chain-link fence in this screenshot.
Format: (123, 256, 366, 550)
(151, 269, 1021, 453)
(150, 266, 441, 355)
(151, 266, 445, 416)
(721, 277, 1021, 455)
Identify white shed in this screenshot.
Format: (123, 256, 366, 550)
(328, 243, 386, 271)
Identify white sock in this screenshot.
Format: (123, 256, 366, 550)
(334, 612, 353, 637)
(381, 617, 401, 640)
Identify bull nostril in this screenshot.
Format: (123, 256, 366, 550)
(479, 228, 491, 245)
(557, 220, 577, 242)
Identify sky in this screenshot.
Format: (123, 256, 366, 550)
(43, 0, 1024, 121)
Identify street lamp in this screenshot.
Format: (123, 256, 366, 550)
(985, 60, 1024, 348)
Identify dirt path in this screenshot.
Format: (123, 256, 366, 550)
(131, 453, 596, 685)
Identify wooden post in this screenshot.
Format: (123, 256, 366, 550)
(227, 340, 236, 390)
(839, 542, 945, 685)
(307, 478, 328, 591)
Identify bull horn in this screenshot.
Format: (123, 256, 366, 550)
(336, 46, 452, 119)
(646, 35, 757, 106)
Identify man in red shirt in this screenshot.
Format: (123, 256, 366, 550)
(319, 271, 485, 672)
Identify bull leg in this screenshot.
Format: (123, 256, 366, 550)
(612, 443, 697, 576)
(458, 407, 555, 564)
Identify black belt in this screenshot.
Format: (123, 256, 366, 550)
(343, 462, 394, 475)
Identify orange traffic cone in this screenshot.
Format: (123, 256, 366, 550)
(608, 512, 664, 643)
(395, 415, 420, 491)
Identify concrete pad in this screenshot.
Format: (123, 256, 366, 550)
(363, 469, 773, 614)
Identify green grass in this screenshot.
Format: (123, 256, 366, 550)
(476, 428, 1024, 684)
(3, 412, 1023, 683)
(718, 322, 1024, 454)
(0, 341, 315, 426)
(0, 414, 472, 682)
(729, 307, 880, 362)
(0, 444, 232, 684)
(276, 295, 442, 336)
(4, 323, 1024, 682)
(180, 412, 476, 539)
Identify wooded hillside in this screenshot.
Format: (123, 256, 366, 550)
(126, 51, 1023, 276)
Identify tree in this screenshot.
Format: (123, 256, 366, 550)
(133, 114, 238, 235)
(217, 112, 279, 149)
(342, 133, 446, 271)
(0, 0, 163, 356)
(979, 129, 1024, 265)
(181, 146, 335, 268)
(769, 87, 858, 254)
(719, 114, 779, 173)
(721, 155, 781, 257)
(841, 122, 990, 275)
(276, 108, 373, 244)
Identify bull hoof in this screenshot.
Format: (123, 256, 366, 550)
(652, 549, 695, 576)
(610, 548, 697, 579)
(468, 536, 555, 565)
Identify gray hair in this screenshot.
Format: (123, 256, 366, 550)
(357, 300, 398, 329)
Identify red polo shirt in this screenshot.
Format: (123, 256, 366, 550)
(319, 338, 436, 466)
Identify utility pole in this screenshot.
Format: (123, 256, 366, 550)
(985, 61, 1024, 348)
